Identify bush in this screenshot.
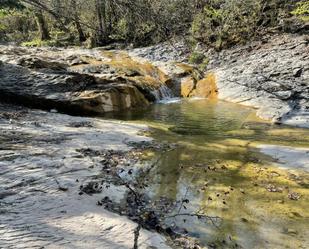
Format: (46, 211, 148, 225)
(191, 0, 262, 50)
(199, 57, 210, 71)
(0, 8, 36, 43)
(189, 52, 205, 64)
(21, 38, 60, 47)
(292, 1, 309, 21)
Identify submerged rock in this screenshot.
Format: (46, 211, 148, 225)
(288, 192, 301, 200)
(266, 184, 283, 193)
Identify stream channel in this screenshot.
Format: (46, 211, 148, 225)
(104, 98, 309, 249)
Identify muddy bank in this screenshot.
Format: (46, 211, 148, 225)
(0, 103, 173, 249)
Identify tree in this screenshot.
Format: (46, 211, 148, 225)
(0, 0, 24, 9)
(34, 9, 50, 40)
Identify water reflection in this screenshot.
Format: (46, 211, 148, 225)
(104, 99, 309, 248)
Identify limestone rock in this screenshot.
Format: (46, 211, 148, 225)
(192, 73, 218, 99)
(0, 60, 149, 114)
(181, 77, 195, 97)
(74, 85, 149, 113)
(206, 33, 309, 127)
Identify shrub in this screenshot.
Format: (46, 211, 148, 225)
(0, 8, 36, 43)
(191, 0, 262, 50)
(189, 52, 205, 64)
(199, 57, 210, 71)
(21, 39, 59, 47)
(292, 1, 309, 21)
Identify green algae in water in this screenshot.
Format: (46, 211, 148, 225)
(105, 99, 309, 249)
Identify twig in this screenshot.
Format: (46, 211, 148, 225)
(133, 224, 141, 249)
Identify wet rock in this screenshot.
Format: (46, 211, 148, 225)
(80, 181, 103, 195)
(190, 73, 218, 99)
(266, 184, 283, 193)
(68, 121, 93, 128)
(17, 57, 67, 72)
(288, 192, 301, 200)
(181, 77, 195, 97)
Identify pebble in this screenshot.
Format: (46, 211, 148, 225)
(240, 218, 249, 223)
(288, 192, 301, 200)
(287, 229, 298, 235)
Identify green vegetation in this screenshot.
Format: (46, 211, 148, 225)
(188, 52, 209, 71)
(199, 57, 210, 71)
(21, 38, 60, 47)
(189, 52, 205, 64)
(191, 1, 261, 49)
(0, 0, 307, 48)
(292, 1, 309, 21)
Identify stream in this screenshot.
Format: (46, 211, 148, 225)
(105, 98, 309, 249)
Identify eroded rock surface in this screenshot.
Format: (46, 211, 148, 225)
(0, 46, 180, 114)
(206, 34, 309, 127)
(0, 103, 171, 249)
(128, 34, 309, 127)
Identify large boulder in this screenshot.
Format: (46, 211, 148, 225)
(73, 84, 149, 113)
(68, 51, 173, 102)
(0, 61, 149, 114)
(191, 73, 218, 98)
(180, 73, 218, 98)
(181, 77, 195, 97)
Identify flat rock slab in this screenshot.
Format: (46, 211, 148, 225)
(0, 104, 170, 249)
(258, 144, 309, 171)
(206, 34, 309, 127)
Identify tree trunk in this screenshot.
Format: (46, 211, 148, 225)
(34, 10, 50, 40)
(71, 0, 86, 42)
(75, 20, 86, 42)
(95, 0, 108, 45)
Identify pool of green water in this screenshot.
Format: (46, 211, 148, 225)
(106, 99, 309, 249)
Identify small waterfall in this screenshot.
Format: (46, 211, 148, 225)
(151, 85, 174, 102)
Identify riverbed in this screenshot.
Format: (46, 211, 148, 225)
(106, 98, 309, 249)
(1, 98, 308, 249)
